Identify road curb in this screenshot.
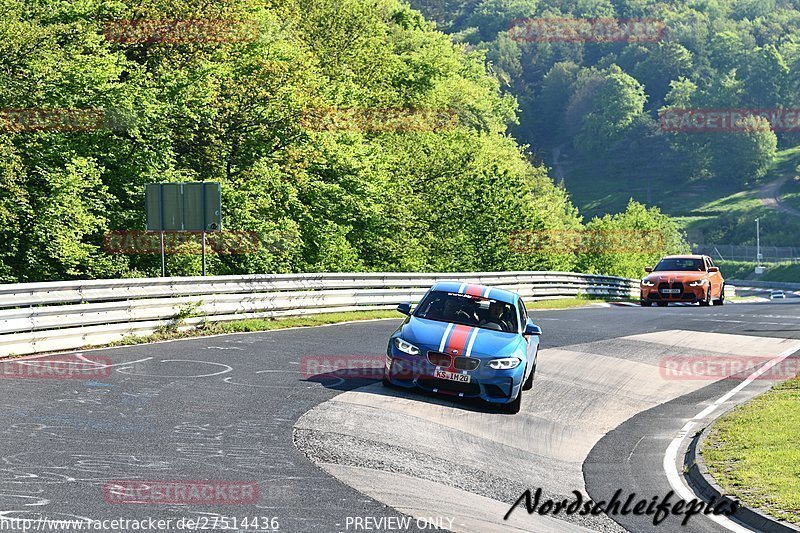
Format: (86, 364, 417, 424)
(684, 418, 800, 532)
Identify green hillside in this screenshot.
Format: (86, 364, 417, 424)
(407, 0, 800, 247)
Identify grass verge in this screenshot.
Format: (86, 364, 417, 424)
(759, 264, 800, 283)
(526, 296, 624, 310)
(717, 261, 800, 283)
(716, 260, 759, 280)
(702, 376, 800, 524)
(111, 310, 401, 346)
(727, 295, 763, 302)
(111, 297, 620, 346)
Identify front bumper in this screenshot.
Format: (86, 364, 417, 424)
(385, 347, 524, 404)
(640, 285, 707, 303)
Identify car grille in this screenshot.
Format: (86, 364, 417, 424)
(427, 352, 479, 371)
(658, 281, 684, 299)
(453, 356, 479, 371)
(427, 352, 451, 367)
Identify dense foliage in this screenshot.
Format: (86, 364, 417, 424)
(408, 0, 800, 204)
(0, 0, 685, 282)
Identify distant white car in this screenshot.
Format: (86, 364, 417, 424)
(770, 290, 786, 300)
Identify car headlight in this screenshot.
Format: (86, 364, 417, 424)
(641, 279, 655, 287)
(688, 279, 708, 287)
(393, 337, 420, 356)
(487, 357, 521, 370)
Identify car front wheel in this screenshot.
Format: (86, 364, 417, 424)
(382, 368, 394, 388)
(699, 289, 711, 306)
(523, 363, 536, 391)
(501, 387, 522, 414)
(713, 284, 725, 306)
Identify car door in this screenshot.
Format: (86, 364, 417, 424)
(703, 257, 713, 294)
(706, 256, 723, 297)
(517, 299, 538, 371)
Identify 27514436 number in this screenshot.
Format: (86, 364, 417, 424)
(185, 516, 280, 530)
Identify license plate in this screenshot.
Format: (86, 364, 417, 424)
(434, 370, 471, 383)
(661, 289, 680, 294)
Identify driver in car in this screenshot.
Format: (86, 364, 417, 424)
(443, 298, 478, 324)
(480, 301, 511, 331)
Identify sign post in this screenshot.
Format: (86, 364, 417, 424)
(145, 182, 222, 276)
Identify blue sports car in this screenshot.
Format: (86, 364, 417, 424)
(385, 281, 542, 414)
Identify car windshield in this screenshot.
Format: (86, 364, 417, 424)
(414, 291, 518, 333)
(653, 258, 705, 272)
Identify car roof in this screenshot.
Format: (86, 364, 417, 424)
(430, 281, 518, 305)
(661, 255, 706, 259)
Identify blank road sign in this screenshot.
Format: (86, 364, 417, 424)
(146, 182, 221, 231)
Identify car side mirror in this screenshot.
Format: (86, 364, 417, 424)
(396, 303, 412, 316)
(644, 267, 653, 273)
(524, 322, 542, 336)
(708, 266, 719, 273)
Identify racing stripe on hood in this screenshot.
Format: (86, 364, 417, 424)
(464, 327, 480, 357)
(438, 323, 455, 352)
(445, 324, 472, 356)
(444, 324, 473, 372)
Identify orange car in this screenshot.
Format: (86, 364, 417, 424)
(640, 255, 725, 307)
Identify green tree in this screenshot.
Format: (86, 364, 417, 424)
(742, 45, 790, 107)
(467, 0, 538, 41)
(631, 42, 693, 107)
(577, 200, 689, 279)
(574, 66, 647, 154)
(709, 127, 778, 183)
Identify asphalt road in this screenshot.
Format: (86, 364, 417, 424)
(2, 299, 800, 533)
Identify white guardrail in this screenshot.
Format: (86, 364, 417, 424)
(0, 271, 639, 357)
